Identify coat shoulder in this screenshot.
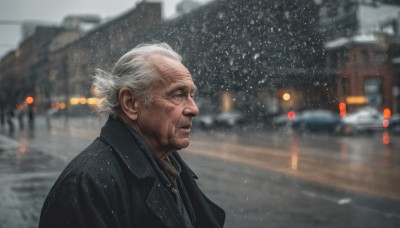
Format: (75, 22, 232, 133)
(39, 138, 136, 228)
(54, 138, 122, 188)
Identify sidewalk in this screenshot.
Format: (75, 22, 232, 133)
(0, 115, 107, 228)
(2, 115, 106, 159)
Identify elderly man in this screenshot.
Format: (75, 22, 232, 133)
(39, 43, 225, 228)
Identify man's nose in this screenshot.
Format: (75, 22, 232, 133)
(183, 97, 199, 117)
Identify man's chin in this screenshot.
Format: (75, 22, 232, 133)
(173, 139, 190, 150)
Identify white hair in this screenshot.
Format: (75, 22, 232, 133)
(92, 42, 182, 116)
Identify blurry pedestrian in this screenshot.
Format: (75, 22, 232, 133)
(28, 106, 34, 130)
(6, 108, 15, 134)
(17, 108, 25, 130)
(39, 43, 225, 228)
(0, 104, 5, 128)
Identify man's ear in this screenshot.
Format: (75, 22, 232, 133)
(119, 87, 139, 120)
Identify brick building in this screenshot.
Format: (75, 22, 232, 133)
(326, 34, 395, 112)
(320, 0, 400, 114)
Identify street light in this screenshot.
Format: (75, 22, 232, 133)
(25, 96, 34, 105)
(283, 92, 291, 101)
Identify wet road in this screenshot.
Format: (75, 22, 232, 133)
(0, 116, 399, 228)
(185, 129, 400, 227)
(188, 129, 400, 201)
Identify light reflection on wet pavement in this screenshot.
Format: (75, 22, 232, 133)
(188, 129, 400, 201)
(0, 117, 100, 228)
(0, 133, 65, 228)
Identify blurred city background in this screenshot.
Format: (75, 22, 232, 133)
(1, 0, 400, 227)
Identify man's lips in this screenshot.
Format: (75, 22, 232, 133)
(178, 124, 192, 132)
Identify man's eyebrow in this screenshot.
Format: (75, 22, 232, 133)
(170, 83, 197, 93)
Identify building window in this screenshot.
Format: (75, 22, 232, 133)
(340, 49, 349, 66)
(328, 51, 338, 69)
(364, 78, 383, 105)
(372, 51, 385, 64)
(340, 78, 348, 96)
(221, 91, 234, 112)
(360, 49, 369, 64)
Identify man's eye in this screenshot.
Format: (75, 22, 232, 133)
(173, 93, 185, 99)
(171, 93, 185, 104)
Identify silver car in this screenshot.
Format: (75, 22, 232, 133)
(342, 107, 386, 134)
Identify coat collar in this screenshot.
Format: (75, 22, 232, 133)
(99, 116, 197, 180)
(99, 116, 192, 227)
(100, 116, 155, 179)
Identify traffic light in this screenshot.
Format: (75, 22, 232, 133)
(383, 108, 391, 119)
(339, 102, 346, 117)
(287, 111, 296, 120)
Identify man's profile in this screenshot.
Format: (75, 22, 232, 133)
(39, 43, 225, 228)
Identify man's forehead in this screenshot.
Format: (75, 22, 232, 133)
(169, 81, 197, 92)
(150, 54, 195, 88)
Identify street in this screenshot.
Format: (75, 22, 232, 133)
(0, 116, 399, 228)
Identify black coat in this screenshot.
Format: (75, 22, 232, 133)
(39, 117, 225, 228)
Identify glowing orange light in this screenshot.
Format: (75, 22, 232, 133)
(25, 96, 34, 105)
(79, 98, 87, 104)
(339, 102, 346, 117)
(346, 96, 367, 104)
(383, 108, 391, 119)
(70, 98, 80, 105)
(288, 111, 296, 120)
(59, 103, 67, 109)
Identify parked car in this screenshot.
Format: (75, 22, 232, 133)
(193, 113, 217, 130)
(342, 107, 386, 134)
(192, 99, 219, 130)
(214, 111, 245, 128)
(290, 109, 344, 134)
(388, 113, 400, 134)
(271, 111, 296, 129)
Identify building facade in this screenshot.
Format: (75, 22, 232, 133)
(13, 0, 400, 122)
(326, 34, 396, 112)
(2, 0, 325, 119)
(33, 2, 162, 115)
(321, 0, 400, 114)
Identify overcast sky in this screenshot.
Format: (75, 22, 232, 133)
(0, 0, 212, 58)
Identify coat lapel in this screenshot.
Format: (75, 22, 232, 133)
(100, 116, 184, 228)
(173, 152, 226, 227)
(146, 181, 184, 228)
